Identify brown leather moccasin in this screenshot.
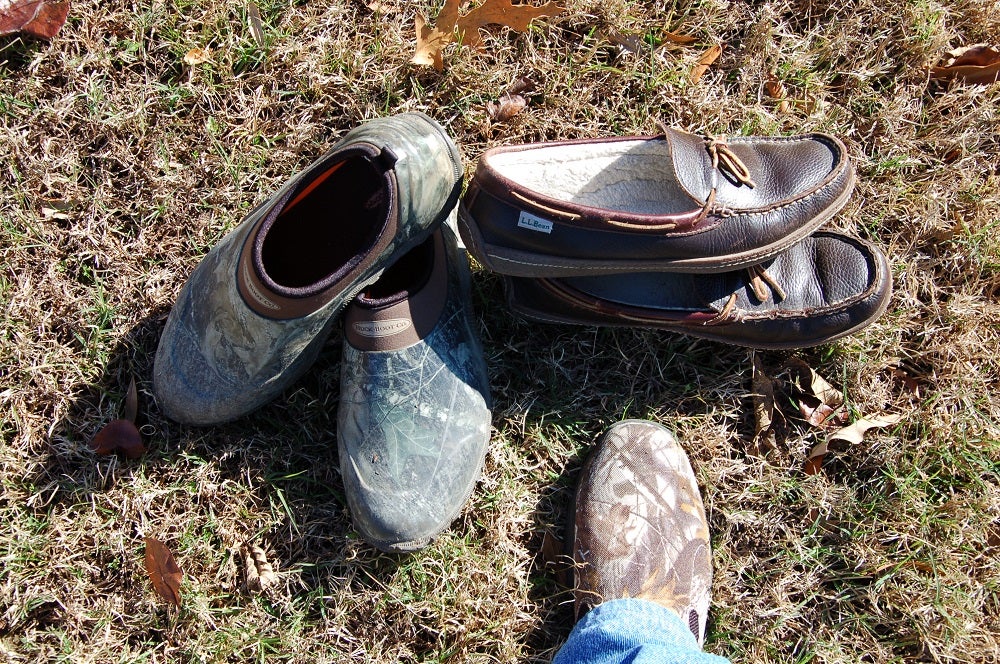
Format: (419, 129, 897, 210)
(501, 231, 892, 349)
(460, 128, 855, 277)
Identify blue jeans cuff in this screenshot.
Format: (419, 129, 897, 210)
(552, 598, 730, 664)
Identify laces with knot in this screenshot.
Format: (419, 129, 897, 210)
(686, 134, 757, 225)
(703, 265, 786, 326)
(704, 135, 757, 189)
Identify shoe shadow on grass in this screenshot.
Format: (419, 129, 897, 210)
(38, 305, 384, 593)
(466, 270, 757, 660)
(32, 269, 751, 659)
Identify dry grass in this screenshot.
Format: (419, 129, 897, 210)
(1, 0, 999, 661)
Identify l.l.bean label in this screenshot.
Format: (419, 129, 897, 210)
(517, 211, 553, 234)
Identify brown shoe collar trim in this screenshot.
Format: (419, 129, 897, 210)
(476, 131, 851, 231)
(476, 136, 717, 234)
(236, 145, 399, 320)
(344, 231, 448, 352)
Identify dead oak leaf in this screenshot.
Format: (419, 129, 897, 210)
(539, 529, 571, 587)
(892, 368, 921, 397)
(598, 27, 645, 54)
(91, 376, 145, 458)
(765, 76, 791, 113)
(246, 1, 264, 45)
(487, 93, 526, 121)
(805, 413, 903, 475)
(660, 28, 696, 46)
(751, 355, 779, 440)
(457, 0, 565, 50)
(123, 376, 138, 424)
(412, 0, 460, 71)
(690, 43, 723, 84)
(412, 0, 565, 71)
(781, 357, 844, 417)
(931, 43, 1000, 85)
(366, 1, 397, 13)
(764, 77, 786, 99)
(800, 400, 846, 428)
(506, 75, 536, 95)
(183, 47, 211, 66)
(40, 206, 70, 220)
(90, 419, 145, 458)
(0, 0, 69, 40)
(797, 360, 842, 408)
(144, 537, 182, 607)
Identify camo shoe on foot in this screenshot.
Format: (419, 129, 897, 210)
(337, 224, 492, 552)
(153, 112, 463, 425)
(571, 420, 712, 646)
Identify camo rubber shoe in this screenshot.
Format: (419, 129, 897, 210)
(153, 112, 463, 425)
(571, 420, 713, 646)
(337, 224, 492, 552)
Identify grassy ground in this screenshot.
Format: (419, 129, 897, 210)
(1, 0, 998, 661)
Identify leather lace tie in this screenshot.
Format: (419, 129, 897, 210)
(746, 264, 786, 303)
(705, 136, 757, 189)
(693, 135, 757, 224)
(703, 265, 786, 326)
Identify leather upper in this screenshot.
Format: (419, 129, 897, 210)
(503, 232, 892, 349)
(461, 129, 855, 275)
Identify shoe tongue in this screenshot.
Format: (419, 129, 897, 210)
(662, 129, 714, 202)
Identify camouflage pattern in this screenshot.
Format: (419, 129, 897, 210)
(572, 420, 713, 646)
(153, 113, 462, 425)
(337, 225, 492, 552)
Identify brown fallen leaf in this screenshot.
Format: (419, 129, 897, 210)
(799, 400, 847, 428)
(539, 529, 570, 587)
(144, 537, 182, 607)
(660, 28, 696, 46)
(183, 47, 211, 66)
(91, 376, 145, 458)
(773, 357, 847, 431)
(930, 43, 1000, 85)
(246, 1, 264, 45)
(40, 206, 70, 221)
(892, 368, 921, 397)
(91, 419, 145, 458)
(412, 0, 460, 71)
(805, 413, 903, 475)
(0, 0, 69, 40)
(750, 356, 788, 451)
(123, 376, 138, 424)
(456, 0, 565, 50)
(690, 43, 723, 84)
(366, 0, 396, 13)
(487, 93, 527, 122)
(764, 76, 791, 112)
(506, 76, 536, 95)
(412, 0, 565, 71)
(246, 545, 277, 591)
(782, 358, 844, 409)
(764, 77, 786, 99)
(600, 27, 645, 54)
(751, 355, 775, 437)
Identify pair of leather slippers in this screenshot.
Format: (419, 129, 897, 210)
(459, 129, 891, 349)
